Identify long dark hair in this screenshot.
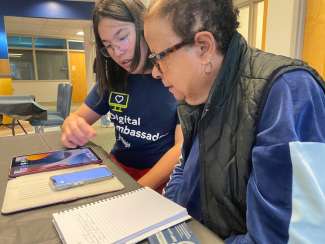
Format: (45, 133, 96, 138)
(93, 0, 151, 97)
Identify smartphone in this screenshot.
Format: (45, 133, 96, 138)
(10, 147, 102, 178)
(50, 167, 113, 191)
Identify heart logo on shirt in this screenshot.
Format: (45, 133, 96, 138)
(115, 95, 124, 104)
(109, 91, 129, 113)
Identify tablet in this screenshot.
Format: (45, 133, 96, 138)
(9, 147, 102, 178)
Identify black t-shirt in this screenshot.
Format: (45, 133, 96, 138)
(85, 74, 178, 168)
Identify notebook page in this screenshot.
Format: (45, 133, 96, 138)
(53, 187, 191, 244)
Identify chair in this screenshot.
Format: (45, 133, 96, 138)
(0, 95, 47, 136)
(29, 83, 72, 133)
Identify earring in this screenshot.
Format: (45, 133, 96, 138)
(204, 61, 212, 75)
(105, 59, 109, 80)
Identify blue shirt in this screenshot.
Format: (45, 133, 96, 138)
(164, 70, 325, 243)
(164, 137, 202, 220)
(85, 74, 178, 169)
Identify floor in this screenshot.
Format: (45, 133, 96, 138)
(0, 120, 35, 137)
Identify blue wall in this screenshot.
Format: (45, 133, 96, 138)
(0, 0, 94, 58)
(0, 21, 8, 59)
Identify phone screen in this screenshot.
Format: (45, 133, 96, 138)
(50, 167, 113, 191)
(10, 147, 102, 177)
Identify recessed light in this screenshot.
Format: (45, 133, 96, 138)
(76, 31, 84, 36)
(9, 53, 23, 58)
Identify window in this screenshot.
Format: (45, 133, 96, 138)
(35, 37, 67, 49)
(7, 36, 32, 48)
(8, 49, 35, 80)
(68, 41, 84, 50)
(7, 35, 84, 81)
(236, 0, 265, 49)
(36, 51, 68, 80)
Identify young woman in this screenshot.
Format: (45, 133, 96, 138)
(61, 0, 182, 191)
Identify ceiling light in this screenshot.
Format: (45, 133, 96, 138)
(76, 31, 84, 36)
(9, 53, 23, 58)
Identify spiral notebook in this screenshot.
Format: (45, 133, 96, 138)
(52, 187, 191, 244)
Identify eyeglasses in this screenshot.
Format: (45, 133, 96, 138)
(148, 39, 193, 72)
(100, 45, 112, 58)
(99, 33, 130, 58)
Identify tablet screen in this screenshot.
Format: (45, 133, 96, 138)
(10, 147, 102, 177)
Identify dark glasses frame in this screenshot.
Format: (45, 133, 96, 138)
(100, 45, 110, 58)
(148, 39, 193, 72)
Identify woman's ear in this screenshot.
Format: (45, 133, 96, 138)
(194, 31, 217, 63)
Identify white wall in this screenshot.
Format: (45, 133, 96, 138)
(13, 81, 61, 102)
(237, 6, 250, 41)
(265, 0, 305, 58)
(83, 24, 96, 93)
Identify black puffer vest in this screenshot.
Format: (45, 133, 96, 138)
(178, 32, 325, 239)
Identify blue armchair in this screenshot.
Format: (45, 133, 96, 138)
(29, 83, 73, 133)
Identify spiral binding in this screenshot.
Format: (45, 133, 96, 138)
(58, 187, 146, 215)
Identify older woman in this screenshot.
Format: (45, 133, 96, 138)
(144, 0, 325, 243)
